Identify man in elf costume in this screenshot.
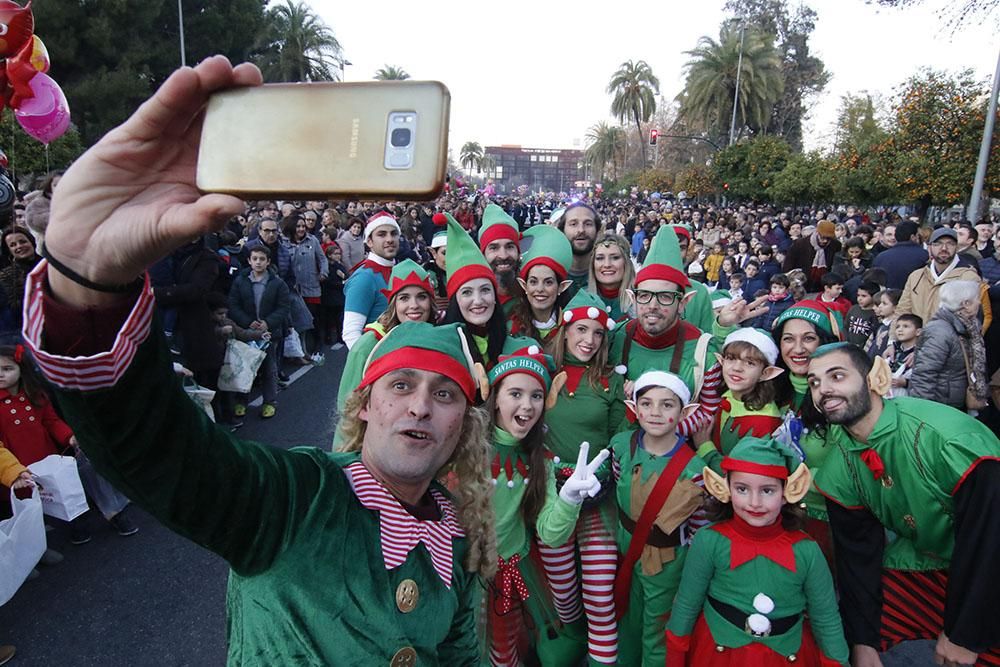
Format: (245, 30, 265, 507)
(24, 57, 499, 665)
(341, 210, 399, 349)
(808, 343, 1000, 667)
(478, 203, 522, 312)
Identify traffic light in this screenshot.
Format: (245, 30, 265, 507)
(649, 129, 659, 145)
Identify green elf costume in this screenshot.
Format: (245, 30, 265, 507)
(509, 224, 573, 346)
(22, 265, 491, 665)
(610, 371, 709, 667)
(334, 259, 435, 446)
(810, 344, 1000, 664)
(477, 204, 522, 316)
(485, 339, 607, 667)
(665, 436, 849, 666)
(671, 224, 716, 333)
(537, 289, 624, 665)
(609, 226, 727, 436)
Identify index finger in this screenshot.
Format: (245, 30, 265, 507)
(587, 448, 610, 475)
(748, 295, 769, 310)
(576, 441, 591, 470)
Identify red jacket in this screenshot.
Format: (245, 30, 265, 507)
(0, 387, 74, 466)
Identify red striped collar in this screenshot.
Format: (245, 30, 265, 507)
(345, 461, 464, 588)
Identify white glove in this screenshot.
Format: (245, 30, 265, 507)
(559, 442, 610, 506)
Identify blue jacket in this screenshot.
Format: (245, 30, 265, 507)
(981, 255, 1000, 301)
(873, 242, 929, 290)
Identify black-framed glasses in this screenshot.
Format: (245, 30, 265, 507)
(260, 228, 278, 235)
(634, 290, 683, 306)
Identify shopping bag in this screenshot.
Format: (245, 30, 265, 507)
(289, 291, 315, 331)
(218, 339, 267, 393)
(26, 454, 89, 521)
(0, 487, 46, 605)
(182, 377, 216, 422)
(283, 328, 305, 359)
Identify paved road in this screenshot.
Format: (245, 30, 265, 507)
(1, 343, 938, 665)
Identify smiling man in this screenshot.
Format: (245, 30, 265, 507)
(341, 211, 400, 348)
(557, 202, 601, 295)
(478, 203, 521, 311)
(807, 343, 1000, 667)
(897, 226, 981, 327)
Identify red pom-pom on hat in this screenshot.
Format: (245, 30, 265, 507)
(432, 213, 448, 227)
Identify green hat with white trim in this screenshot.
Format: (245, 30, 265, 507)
(560, 289, 614, 331)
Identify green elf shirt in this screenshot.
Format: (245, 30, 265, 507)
(665, 517, 848, 664)
(698, 392, 785, 473)
(543, 354, 625, 464)
(786, 373, 835, 522)
(683, 279, 716, 333)
(814, 397, 1000, 571)
(334, 322, 389, 447)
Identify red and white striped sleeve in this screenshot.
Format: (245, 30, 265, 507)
(677, 363, 723, 436)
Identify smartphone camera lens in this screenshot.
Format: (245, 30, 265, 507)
(390, 128, 412, 147)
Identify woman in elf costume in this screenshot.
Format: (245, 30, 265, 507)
(508, 224, 573, 349)
(536, 289, 624, 665)
(610, 371, 709, 667)
(439, 214, 508, 369)
(587, 233, 635, 322)
(665, 436, 848, 666)
(484, 340, 608, 667)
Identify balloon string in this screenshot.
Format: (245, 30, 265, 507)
(44, 143, 49, 172)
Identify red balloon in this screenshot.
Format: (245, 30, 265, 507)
(0, 0, 33, 59)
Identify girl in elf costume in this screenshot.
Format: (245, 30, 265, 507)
(537, 289, 624, 665)
(484, 339, 608, 667)
(665, 436, 848, 666)
(508, 224, 574, 349)
(587, 233, 635, 322)
(610, 370, 709, 667)
(694, 328, 786, 471)
(439, 214, 507, 369)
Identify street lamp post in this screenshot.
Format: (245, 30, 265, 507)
(339, 60, 353, 82)
(177, 0, 186, 67)
(728, 18, 746, 147)
(969, 46, 1000, 224)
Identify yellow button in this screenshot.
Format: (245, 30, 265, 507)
(395, 579, 419, 613)
(390, 646, 416, 667)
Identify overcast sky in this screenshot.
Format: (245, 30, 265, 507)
(312, 0, 998, 155)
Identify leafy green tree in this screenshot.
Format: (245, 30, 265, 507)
(829, 93, 899, 205)
(607, 60, 660, 167)
(374, 65, 410, 80)
(585, 122, 626, 182)
(711, 135, 791, 201)
(256, 0, 344, 82)
(459, 141, 483, 174)
(768, 151, 835, 204)
(674, 164, 717, 199)
(678, 21, 784, 145)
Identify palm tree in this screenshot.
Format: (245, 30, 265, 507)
(678, 21, 784, 145)
(374, 65, 410, 80)
(585, 122, 626, 181)
(256, 0, 344, 82)
(459, 141, 483, 175)
(607, 60, 660, 167)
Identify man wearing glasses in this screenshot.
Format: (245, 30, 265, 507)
(897, 227, 982, 326)
(243, 219, 294, 289)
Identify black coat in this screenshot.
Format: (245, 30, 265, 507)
(228, 268, 291, 335)
(154, 247, 222, 372)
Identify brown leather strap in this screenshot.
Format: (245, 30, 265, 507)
(670, 328, 687, 374)
(617, 507, 682, 548)
(620, 320, 637, 371)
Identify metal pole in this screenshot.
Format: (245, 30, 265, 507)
(728, 19, 746, 147)
(177, 0, 186, 67)
(969, 46, 1000, 224)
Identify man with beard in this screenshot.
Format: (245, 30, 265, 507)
(808, 343, 1000, 667)
(341, 212, 399, 349)
(478, 203, 521, 313)
(897, 227, 982, 327)
(557, 202, 600, 296)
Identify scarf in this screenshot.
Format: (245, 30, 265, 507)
(955, 309, 989, 402)
(929, 255, 960, 285)
(810, 233, 827, 269)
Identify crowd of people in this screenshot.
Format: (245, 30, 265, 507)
(3, 58, 1000, 667)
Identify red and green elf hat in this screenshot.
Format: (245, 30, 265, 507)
(560, 289, 614, 331)
(635, 226, 691, 289)
(772, 299, 844, 340)
(478, 204, 521, 252)
(721, 436, 803, 481)
(380, 259, 434, 300)
(518, 224, 573, 281)
(445, 213, 497, 298)
(359, 321, 482, 403)
(487, 336, 556, 392)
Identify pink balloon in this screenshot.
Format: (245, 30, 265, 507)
(14, 72, 70, 144)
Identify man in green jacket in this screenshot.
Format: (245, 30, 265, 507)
(25, 56, 497, 666)
(807, 343, 1000, 667)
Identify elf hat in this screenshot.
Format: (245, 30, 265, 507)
(671, 225, 691, 242)
(488, 336, 566, 409)
(631, 370, 691, 405)
(430, 212, 449, 248)
(561, 289, 614, 331)
(518, 224, 573, 281)
(360, 321, 488, 403)
(721, 436, 803, 480)
(380, 259, 434, 301)
(635, 226, 691, 289)
(711, 289, 733, 308)
(478, 204, 521, 252)
(445, 214, 497, 298)
(364, 211, 400, 242)
(723, 328, 779, 366)
(772, 299, 844, 340)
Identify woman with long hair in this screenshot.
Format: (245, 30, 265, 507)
(0, 226, 41, 334)
(282, 214, 329, 361)
(588, 233, 635, 322)
(509, 225, 573, 348)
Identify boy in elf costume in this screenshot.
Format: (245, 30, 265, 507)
(610, 370, 709, 667)
(665, 436, 848, 666)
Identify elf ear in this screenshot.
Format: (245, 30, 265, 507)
(681, 403, 701, 421)
(558, 279, 574, 294)
(760, 366, 785, 381)
(703, 466, 730, 503)
(474, 362, 490, 402)
(516, 277, 528, 292)
(784, 463, 812, 504)
(714, 352, 725, 366)
(867, 356, 892, 397)
(546, 371, 567, 410)
(680, 291, 696, 308)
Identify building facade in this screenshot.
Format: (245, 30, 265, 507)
(483, 145, 585, 194)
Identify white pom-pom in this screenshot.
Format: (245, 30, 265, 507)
(587, 307, 600, 319)
(747, 613, 771, 635)
(607, 321, 615, 330)
(507, 479, 515, 489)
(563, 311, 573, 323)
(753, 593, 775, 615)
(553, 456, 561, 464)
(528, 345, 540, 355)
(523, 478, 529, 485)
(491, 478, 498, 486)
(614, 364, 628, 375)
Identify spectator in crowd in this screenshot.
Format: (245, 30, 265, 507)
(872, 221, 928, 290)
(336, 217, 366, 272)
(975, 221, 995, 258)
(754, 273, 794, 330)
(741, 260, 768, 298)
(0, 226, 40, 334)
(703, 242, 725, 286)
(897, 227, 983, 328)
(283, 214, 328, 361)
(831, 236, 872, 282)
(319, 243, 346, 346)
(864, 288, 900, 360)
(956, 222, 982, 263)
(206, 291, 268, 429)
(783, 220, 841, 291)
(844, 280, 880, 347)
(755, 244, 781, 285)
(243, 218, 293, 288)
(818, 272, 851, 317)
(728, 272, 745, 301)
(886, 313, 922, 396)
(868, 222, 896, 256)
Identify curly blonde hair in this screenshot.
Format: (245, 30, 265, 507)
(337, 385, 498, 579)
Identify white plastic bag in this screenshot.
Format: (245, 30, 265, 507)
(0, 487, 46, 605)
(29, 454, 90, 521)
(283, 328, 304, 359)
(183, 377, 216, 422)
(218, 339, 267, 393)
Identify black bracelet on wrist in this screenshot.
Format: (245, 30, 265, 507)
(41, 247, 144, 294)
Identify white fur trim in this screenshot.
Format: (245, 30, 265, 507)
(723, 327, 779, 366)
(632, 370, 692, 405)
(364, 213, 400, 242)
